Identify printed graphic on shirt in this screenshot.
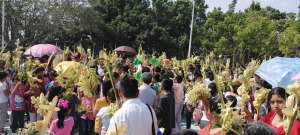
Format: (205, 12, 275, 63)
(14, 95, 24, 109)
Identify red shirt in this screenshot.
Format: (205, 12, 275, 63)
(24, 81, 46, 113)
(259, 111, 300, 135)
(198, 122, 226, 135)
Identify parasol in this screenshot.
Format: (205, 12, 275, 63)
(254, 57, 300, 87)
(24, 44, 63, 58)
(114, 46, 137, 55)
(54, 61, 83, 78)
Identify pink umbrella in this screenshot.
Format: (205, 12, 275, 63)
(291, 72, 300, 81)
(114, 46, 137, 55)
(24, 44, 63, 58)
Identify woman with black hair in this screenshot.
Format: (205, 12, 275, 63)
(245, 87, 300, 135)
(96, 88, 118, 135)
(47, 86, 65, 123)
(48, 100, 74, 135)
(24, 67, 46, 122)
(93, 80, 112, 135)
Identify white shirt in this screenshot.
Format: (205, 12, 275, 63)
(115, 81, 120, 90)
(107, 98, 158, 135)
(97, 65, 104, 76)
(0, 81, 8, 103)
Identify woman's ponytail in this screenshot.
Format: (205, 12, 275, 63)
(57, 101, 71, 129)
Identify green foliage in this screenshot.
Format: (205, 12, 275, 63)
(1, 0, 300, 60)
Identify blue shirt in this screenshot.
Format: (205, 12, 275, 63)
(157, 129, 162, 135)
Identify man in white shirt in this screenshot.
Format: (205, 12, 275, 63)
(138, 72, 157, 108)
(0, 71, 9, 132)
(107, 77, 158, 135)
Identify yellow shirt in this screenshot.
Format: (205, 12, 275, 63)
(94, 97, 110, 133)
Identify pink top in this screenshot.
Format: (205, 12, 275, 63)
(80, 97, 95, 120)
(49, 117, 74, 135)
(173, 83, 185, 105)
(10, 86, 26, 111)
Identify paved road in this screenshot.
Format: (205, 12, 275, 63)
(4, 111, 200, 134)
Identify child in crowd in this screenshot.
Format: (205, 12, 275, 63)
(154, 107, 164, 135)
(158, 79, 175, 135)
(48, 100, 74, 135)
(78, 91, 96, 135)
(0, 71, 9, 133)
(10, 77, 26, 133)
(96, 88, 117, 135)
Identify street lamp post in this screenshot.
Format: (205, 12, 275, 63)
(2, 0, 4, 49)
(187, 0, 195, 58)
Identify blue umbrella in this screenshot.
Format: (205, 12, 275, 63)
(254, 57, 300, 87)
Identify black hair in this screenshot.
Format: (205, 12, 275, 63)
(154, 67, 161, 73)
(161, 73, 169, 80)
(120, 77, 138, 98)
(207, 70, 214, 81)
(116, 63, 123, 70)
(49, 70, 58, 77)
(33, 67, 45, 75)
(195, 64, 201, 69)
(102, 80, 113, 100)
(154, 107, 164, 120)
(89, 65, 97, 69)
(193, 69, 201, 76)
(153, 73, 160, 82)
(175, 76, 183, 83)
(195, 73, 203, 80)
(38, 58, 44, 63)
(48, 85, 66, 102)
(0, 71, 7, 80)
(188, 64, 194, 72)
(245, 122, 277, 135)
(142, 67, 150, 73)
(178, 129, 198, 135)
(123, 65, 129, 73)
(267, 87, 289, 103)
(0, 67, 4, 71)
(113, 72, 120, 79)
(57, 102, 71, 129)
(226, 95, 237, 108)
(231, 81, 242, 94)
(107, 88, 117, 103)
(256, 80, 262, 86)
(162, 79, 173, 91)
(261, 80, 272, 89)
(208, 83, 217, 96)
(41, 54, 50, 60)
(161, 70, 165, 75)
(209, 98, 227, 114)
(167, 71, 174, 78)
(12, 77, 20, 82)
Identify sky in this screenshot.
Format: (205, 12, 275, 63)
(205, 0, 300, 14)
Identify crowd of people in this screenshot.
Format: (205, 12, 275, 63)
(0, 50, 299, 135)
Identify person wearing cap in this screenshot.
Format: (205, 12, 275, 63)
(138, 72, 157, 108)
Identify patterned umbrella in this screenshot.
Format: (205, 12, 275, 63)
(24, 44, 63, 58)
(114, 46, 137, 55)
(54, 61, 83, 78)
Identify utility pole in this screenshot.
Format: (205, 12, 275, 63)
(2, 0, 4, 49)
(188, 0, 195, 58)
